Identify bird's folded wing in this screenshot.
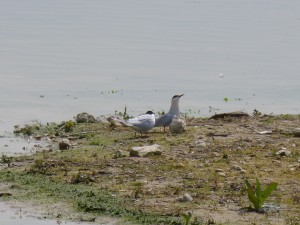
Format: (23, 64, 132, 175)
(128, 115, 150, 125)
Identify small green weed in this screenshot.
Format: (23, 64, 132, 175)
(245, 179, 278, 212)
(182, 212, 192, 225)
(1, 154, 13, 167)
(64, 120, 75, 132)
(14, 124, 40, 135)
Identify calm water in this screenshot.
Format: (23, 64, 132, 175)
(0, 202, 116, 225)
(0, 0, 300, 127)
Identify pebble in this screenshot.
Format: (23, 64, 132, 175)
(114, 150, 130, 158)
(177, 193, 193, 202)
(212, 152, 220, 157)
(231, 165, 243, 171)
(195, 140, 206, 147)
(276, 149, 291, 157)
(169, 117, 186, 134)
(272, 160, 283, 166)
(292, 128, 300, 137)
(130, 144, 162, 157)
(258, 130, 272, 135)
(217, 172, 226, 177)
(75, 112, 96, 123)
(59, 138, 71, 150)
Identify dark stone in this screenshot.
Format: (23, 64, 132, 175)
(75, 112, 96, 123)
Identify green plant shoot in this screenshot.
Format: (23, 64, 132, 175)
(245, 179, 278, 212)
(182, 212, 192, 225)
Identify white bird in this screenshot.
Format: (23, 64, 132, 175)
(118, 111, 155, 136)
(155, 94, 184, 132)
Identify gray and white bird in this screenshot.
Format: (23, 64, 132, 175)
(155, 94, 184, 132)
(118, 111, 155, 136)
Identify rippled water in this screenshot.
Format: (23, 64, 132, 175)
(1, 0, 299, 130)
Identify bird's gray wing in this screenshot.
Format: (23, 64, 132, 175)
(155, 113, 173, 127)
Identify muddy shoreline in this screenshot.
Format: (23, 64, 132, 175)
(0, 112, 299, 225)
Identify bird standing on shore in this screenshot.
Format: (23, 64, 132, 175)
(155, 94, 184, 132)
(117, 111, 155, 136)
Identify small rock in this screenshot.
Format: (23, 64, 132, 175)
(0, 193, 12, 197)
(232, 165, 243, 171)
(272, 160, 283, 166)
(96, 116, 110, 124)
(195, 140, 206, 147)
(292, 128, 300, 137)
(217, 172, 226, 177)
(276, 149, 291, 157)
(215, 168, 224, 173)
(223, 154, 229, 159)
(59, 138, 71, 150)
(114, 150, 130, 158)
(34, 135, 42, 140)
(169, 117, 186, 134)
(130, 144, 162, 157)
(75, 112, 96, 123)
(240, 169, 247, 174)
(177, 193, 193, 202)
(107, 116, 123, 127)
(257, 130, 272, 135)
(212, 152, 220, 157)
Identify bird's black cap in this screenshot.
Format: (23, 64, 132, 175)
(172, 94, 184, 99)
(145, 111, 154, 115)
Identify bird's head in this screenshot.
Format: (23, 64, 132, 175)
(171, 94, 184, 102)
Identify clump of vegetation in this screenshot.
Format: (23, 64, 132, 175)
(253, 108, 262, 117)
(68, 171, 95, 184)
(108, 90, 118, 94)
(114, 105, 131, 120)
(1, 154, 13, 167)
(14, 124, 40, 135)
(182, 212, 192, 225)
(245, 179, 278, 212)
(28, 158, 67, 175)
(64, 120, 75, 132)
(181, 212, 203, 225)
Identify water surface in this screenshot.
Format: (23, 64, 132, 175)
(0, 0, 299, 127)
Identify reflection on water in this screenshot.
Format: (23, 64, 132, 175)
(0, 120, 53, 155)
(0, 204, 88, 225)
(0, 202, 119, 225)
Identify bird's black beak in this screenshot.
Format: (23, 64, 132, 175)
(179, 94, 184, 98)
